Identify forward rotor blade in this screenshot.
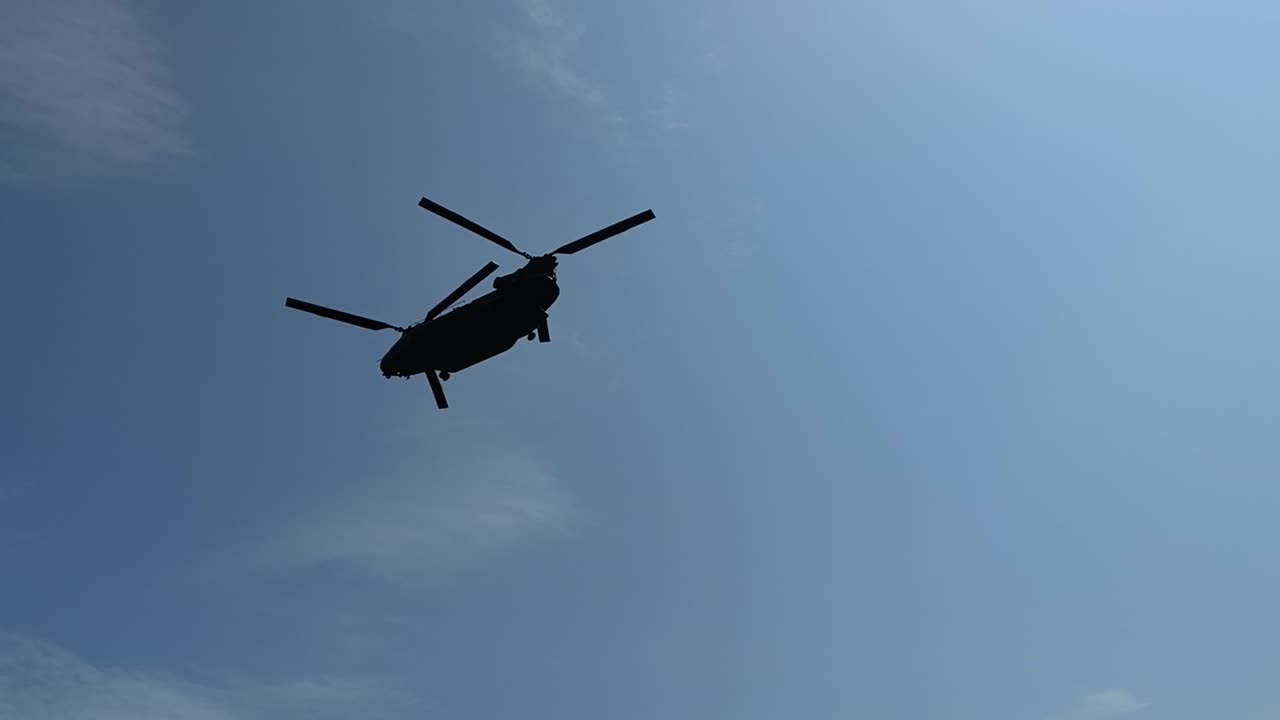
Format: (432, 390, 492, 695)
(424, 261, 500, 322)
(285, 297, 401, 332)
(418, 197, 528, 258)
(427, 370, 448, 410)
(552, 209, 656, 255)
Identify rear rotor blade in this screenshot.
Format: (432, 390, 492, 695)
(552, 209, 656, 256)
(418, 197, 529, 258)
(424, 261, 500, 322)
(285, 297, 402, 332)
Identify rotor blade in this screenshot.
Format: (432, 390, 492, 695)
(552, 209, 656, 256)
(427, 370, 448, 410)
(285, 297, 401, 331)
(424, 261, 500, 322)
(418, 197, 528, 258)
(536, 317, 550, 343)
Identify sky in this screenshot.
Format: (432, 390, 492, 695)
(2, 0, 1279, 718)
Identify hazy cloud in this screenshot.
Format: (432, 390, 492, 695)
(242, 676, 427, 719)
(688, 200, 765, 269)
(0, 633, 235, 720)
(0, 633, 425, 720)
(0, 0, 189, 181)
(1051, 690, 1150, 720)
(486, 0, 653, 150)
(508, 0, 601, 106)
(213, 450, 573, 586)
(650, 82, 690, 131)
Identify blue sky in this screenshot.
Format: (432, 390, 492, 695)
(3, 0, 1279, 718)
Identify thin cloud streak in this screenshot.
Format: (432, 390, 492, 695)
(509, 0, 602, 106)
(1050, 689, 1151, 720)
(209, 450, 574, 587)
(0, 0, 190, 181)
(242, 676, 428, 719)
(0, 632, 234, 720)
(0, 632, 426, 720)
(499, 0, 648, 149)
(650, 82, 690, 131)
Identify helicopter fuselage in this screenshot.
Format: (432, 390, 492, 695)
(283, 195, 653, 410)
(378, 268, 559, 379)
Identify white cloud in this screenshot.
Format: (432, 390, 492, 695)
(0, 633, 426, 720)
(244, 676, 428, 719)
(213, 450, 574, 586)
(650, 82, 690, 131)
(1077, 690, 1149, 717)
(508, 0, 602, 106)
(0, 633, 235, 720)
(687, 201, 765, 269)
(0, 0, 189, 181)
(1052, 690, 1150, 720)
(492, 1, 679, 150)
(568, 329, 590, 357)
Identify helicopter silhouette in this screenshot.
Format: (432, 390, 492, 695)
(284, 195, 655, 409)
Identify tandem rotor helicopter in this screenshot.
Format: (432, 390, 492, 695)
(284, 195, 656, 409)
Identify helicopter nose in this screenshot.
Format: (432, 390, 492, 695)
(379, 344, 404, 377)
(379, 333, 420, 378)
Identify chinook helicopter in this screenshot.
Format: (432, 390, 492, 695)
(284, 195, 655, 409)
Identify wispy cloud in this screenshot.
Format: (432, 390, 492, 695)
(0, 0, 190, 182)
(240, 676, 427, 719)
(0, 632, 425, 720)
(507, 0, 602, 106)
(502, 4, 698, 145)
(498, 0, 645, 149)
(0, 632, 232, 720)
(1050, 690, 1151, 720)
(650, 82, 690, 131)
(211, 449, 573, 587)
(687, 200, 766, 269)
(568, 329, 591, 358)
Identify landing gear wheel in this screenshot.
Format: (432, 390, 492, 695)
(527, 332, 536, 341)
(439, 372, 450, 381)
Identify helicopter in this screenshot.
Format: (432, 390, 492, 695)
(283, 195, 656, 410)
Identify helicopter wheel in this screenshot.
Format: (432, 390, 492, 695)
(527, 332, 536, 341)
(439, 372, 450, 382)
